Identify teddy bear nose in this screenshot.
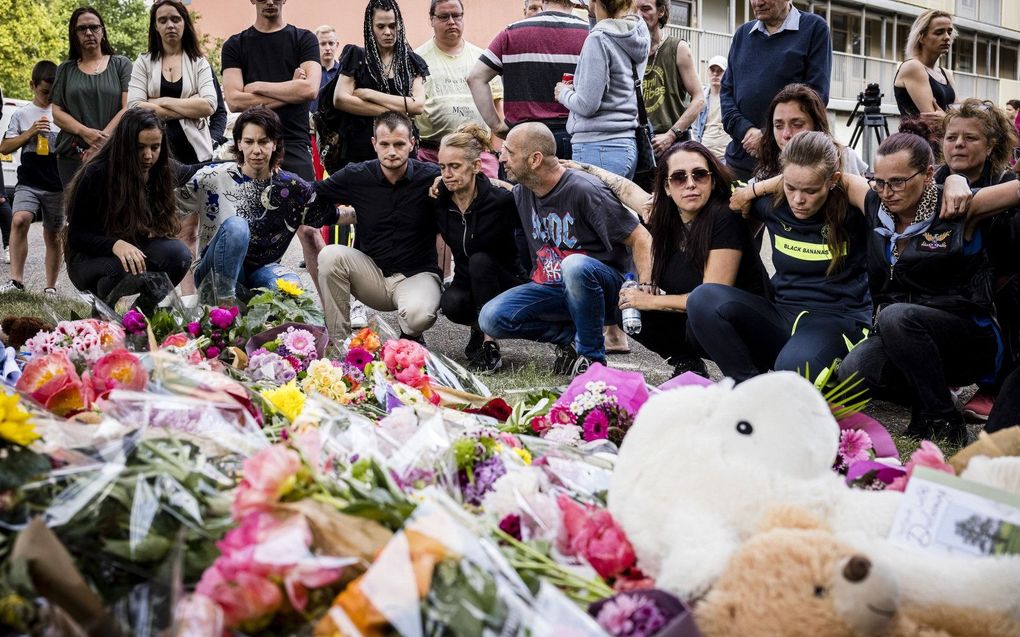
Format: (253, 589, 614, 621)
(843, 555, 871, 582)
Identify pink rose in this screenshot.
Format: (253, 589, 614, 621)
(232, 446, 302, 517)
(556, 494, 636, 580)
(122, 309, 146, 334)
(382, 339, 428, 382)
(887, 441, 955, 492)
(186, 322, 202, 336)
(161, 333, 190, 348)
(196, 565, 282, 630)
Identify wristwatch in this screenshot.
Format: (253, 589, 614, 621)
(670, 125, 686, 140)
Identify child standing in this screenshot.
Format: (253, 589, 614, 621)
(1, 61, 63, 293)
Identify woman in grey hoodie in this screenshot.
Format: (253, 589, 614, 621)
(554, 0, 650, 180)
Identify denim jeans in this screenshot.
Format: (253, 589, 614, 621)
(686, 283, 868, 383)
(478, 253, 624, 360)
(838, 303, 999, 421)
(572, 137, 637, 180)
(195, 216, 299, 296)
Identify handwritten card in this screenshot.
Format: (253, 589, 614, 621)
(888, 467, 1020, 557)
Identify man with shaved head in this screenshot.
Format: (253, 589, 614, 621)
(479, 122, 652, 377)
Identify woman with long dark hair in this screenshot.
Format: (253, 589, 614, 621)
(617, 141, 759, 377)
(331, 0, 429, 166)
(64, 108, 191, 310)
(687, 132, 872, 383)
(128, 0, 216, 163)
(51, 6, 132, 186)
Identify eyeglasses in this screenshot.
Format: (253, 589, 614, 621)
(866, 170, 923, 193)
(668, 168, 713, 186)
(76, 24, 103, 34)
(432, 12, 464, 22)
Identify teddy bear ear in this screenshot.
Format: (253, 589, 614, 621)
(757, 504, 829, 533)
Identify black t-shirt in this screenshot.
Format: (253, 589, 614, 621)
(222, 25, 319, 176)
(313, 158, 441, 277)
(338, 45, 429, 164)
(656, 206, 761, 296)
(159, 76, 199, 164)
(514, 169, 639, 283)
(750, 197, 872, 321)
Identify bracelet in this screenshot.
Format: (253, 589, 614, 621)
(751, 182, 758, 197)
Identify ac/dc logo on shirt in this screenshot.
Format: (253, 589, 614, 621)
(918, 230, 952, 252)
(532, 211, 578, 248)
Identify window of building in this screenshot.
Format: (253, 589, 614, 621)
(955, 35, 975, 74)
(957, 0, 1001, 23)
(669, 0, 692, 27)
(1001, 43, 1018, 81)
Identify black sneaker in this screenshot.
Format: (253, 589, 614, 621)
(570, 353, 605, 378)
(553, 344, 578, 375)
(905, 412, 969, 447)
(465, 326, 485, 360)
(670, 356, 709, 379)
(400, 331, 427, 347)
(469, 341, 502, 374)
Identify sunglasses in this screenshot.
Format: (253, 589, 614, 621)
(668, 168, 713, 186)
(76, 24, 103, 33)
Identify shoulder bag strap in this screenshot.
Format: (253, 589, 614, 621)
(632, 60, 649, 128)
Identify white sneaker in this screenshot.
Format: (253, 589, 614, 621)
(350, 299, 368, 328)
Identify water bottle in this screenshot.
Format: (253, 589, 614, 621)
(621, 278, 642, 335)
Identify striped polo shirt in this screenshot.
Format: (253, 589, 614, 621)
(479, 10, 590, 127)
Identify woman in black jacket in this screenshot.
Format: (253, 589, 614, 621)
(434, 123, 525, 373)
(64, 108, 191, 311)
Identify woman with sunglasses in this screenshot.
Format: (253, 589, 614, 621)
(687, 132, 872, 383)
(617, 141, 760, 377)
(127, 0, 216, 164)
(51, 7, 132, 186)
(933, 101, 1020, 421)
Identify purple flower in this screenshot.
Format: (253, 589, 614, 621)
(205, 346, 221, 359)
(209, 307, 235, 330)
(595, 594, 667, 637)
(345, 347, 374, 371)
(581, 408, 610, 441)
(499, 514, 522, 541)
(461, 455, 506, 506)
(122, 309, 146, 334)
(187, 321, 202, 336)
(837, 428, 874, 470)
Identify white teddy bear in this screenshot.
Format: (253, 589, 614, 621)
(608, 371, 1020, 615)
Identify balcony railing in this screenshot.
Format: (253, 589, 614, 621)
(668, 25, 1002, 109)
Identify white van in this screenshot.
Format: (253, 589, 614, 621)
(1, 95, 31, 197)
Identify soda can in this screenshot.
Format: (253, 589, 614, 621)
(562, 73, 574, 83)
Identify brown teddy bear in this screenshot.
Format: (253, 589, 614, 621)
(693, 505, 1020, 637)
(0, 316, 53, 350)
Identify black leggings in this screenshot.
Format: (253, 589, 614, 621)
(441, 252, 525, 327)
(629, 310, 699, 364)
(69, 237, 191, 304)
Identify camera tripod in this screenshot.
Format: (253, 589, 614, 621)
(847, 97, 890, 151)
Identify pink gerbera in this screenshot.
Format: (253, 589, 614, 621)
(581, 408, 610, 441)
(345, 347, 374, 371)
(281, 328, 316, 357)
(837, 428, 873, 470)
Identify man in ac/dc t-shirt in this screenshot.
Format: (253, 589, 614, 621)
(479, 123, 652, 376)
(466, 0, 588, 159)
(221, 0, 321, 179)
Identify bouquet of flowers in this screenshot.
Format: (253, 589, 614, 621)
(23, 319, 125, 367)
(246, 323, 328, 381)
(15, 348, 147, 416)
(236, 279, 324, 337)
(531, 380, 635, 446)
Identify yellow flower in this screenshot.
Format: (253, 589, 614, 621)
(302, 360, 349, 402)
(0, 393, 38, 447)
(261, 381, 306, 421)
(276, 278, 304, 297)
(512, 447, 532, 466)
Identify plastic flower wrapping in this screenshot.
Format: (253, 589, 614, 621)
(0, 294, 953, 637)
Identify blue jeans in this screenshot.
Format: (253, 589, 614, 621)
(687, 283, 868, 383)
(195, 216, 300, 296)
(478, 253, 624, 360)
(572, 137, 637, 180)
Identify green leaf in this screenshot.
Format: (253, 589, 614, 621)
(0, 444, 51, 492)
